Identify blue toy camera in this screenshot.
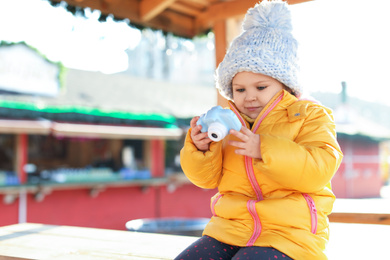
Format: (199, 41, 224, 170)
(196, 106, 242, 142)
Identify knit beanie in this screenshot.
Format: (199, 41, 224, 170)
(216, 0, 301, 100)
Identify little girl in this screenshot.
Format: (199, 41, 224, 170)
(176, 1, 343, 259)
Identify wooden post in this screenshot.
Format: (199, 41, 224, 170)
(14, 133, 28, 224)
(213, 20, 228, 107)
(151, 139, 165, 177)
(15, 134, 28, 184)
(213, 17, 243, 107)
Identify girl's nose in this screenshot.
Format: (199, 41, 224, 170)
(245, 94, 256, 102)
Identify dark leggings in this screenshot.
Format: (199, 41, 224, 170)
(174, 235, 293, 260)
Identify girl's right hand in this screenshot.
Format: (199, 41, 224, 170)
(190, 116, 213, 152)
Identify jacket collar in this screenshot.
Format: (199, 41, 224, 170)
(228, 90, 298, 129)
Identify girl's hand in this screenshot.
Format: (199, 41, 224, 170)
(229, 127, 262, 159)
(190, 116, 213, 152)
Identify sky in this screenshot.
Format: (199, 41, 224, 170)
(291, 0, 390, 104)
(0, 0, 390, 105)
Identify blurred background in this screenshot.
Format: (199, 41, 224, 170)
(0, 0, 389, 233)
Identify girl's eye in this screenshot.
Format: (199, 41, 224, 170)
(235, 88, 245, 93)
(257, 86, 266, 90)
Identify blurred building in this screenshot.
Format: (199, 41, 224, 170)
(0, 42, 216, 229)
(318, 83, 390, 198)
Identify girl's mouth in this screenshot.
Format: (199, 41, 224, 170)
(246, 107, 260, 111)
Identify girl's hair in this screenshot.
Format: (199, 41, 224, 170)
(284, 86, 300, 97)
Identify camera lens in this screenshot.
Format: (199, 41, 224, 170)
(211, 133, 218, 139)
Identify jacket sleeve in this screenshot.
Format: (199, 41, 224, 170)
(255, 104, 343, 193)
(180, 128, 223, 189)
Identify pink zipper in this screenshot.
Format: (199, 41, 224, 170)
(229, 104, 246, 127)
(252, 94, 283, 133)
(303, 193, 318, 234)
(245, 157, 263, 201)
(246, 200, 261, 246)
(211, 194, 223, 216)
(230, 93, 284, 246)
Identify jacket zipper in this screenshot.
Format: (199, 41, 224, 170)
(246, 200, 260, 246)
(211, 194, 223, 216)
(303, 193, 318, 234)
(230, 93, 283, 246)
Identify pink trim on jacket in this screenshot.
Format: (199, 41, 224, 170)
(303, 193, 318, 234)
(230, 93, 284, 246)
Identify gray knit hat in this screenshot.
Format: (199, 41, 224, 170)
(216, 0, 301, 100)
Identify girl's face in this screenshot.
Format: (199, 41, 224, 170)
(232, 71, 284, 119)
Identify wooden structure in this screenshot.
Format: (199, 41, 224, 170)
(48, 0, 311, 38)
(0, 222, 389, 259)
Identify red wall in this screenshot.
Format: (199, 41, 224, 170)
(332, 137, 383, 198)
(0, 184, 216, 230)
(1, 135, 383, 229)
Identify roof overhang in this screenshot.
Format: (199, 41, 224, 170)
(0, 119, 183, 140)
(49, 0, 312, 38)
(51, 122, 183, 140)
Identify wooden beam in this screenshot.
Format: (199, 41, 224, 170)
(14, 134, 28, 184)
(53, 0, 197, 38)
(146, 10, 196, 37)
(184, 0, 209, 5)
(214, 20, 228, 107)
(139, 0, 177, 22)
(151, 140, 165, 177)
(329, 212, 390, 225)
(196, 0, 257, 35)
(49, 0, 140, 20)
(169, 2, 202, 17)
(51, 122, 183, 140)
(51, 0, 312, 38)
(196, 0, 312, 35)
(0, 119, 51, 135)
(287, 0, 313, 4)
(330, 198, 390, 225)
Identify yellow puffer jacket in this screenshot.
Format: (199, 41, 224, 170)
(180, 90, 343, 259)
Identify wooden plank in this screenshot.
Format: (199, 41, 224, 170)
(0, 119, 51, 135)
(214, 20, 228, 108)
(329, 198, 390, 225)
(196, 0, 312, 35)
(14, 134, 28, 184)
(139, 0, 177, 21)
(0, 222, 389, 259)
(51, 122, 183, 140)
(169, 2, 202, 17)
(0, 223, 198, 260)
(329, 212, 390, 225)
(196, 0, 254, 33)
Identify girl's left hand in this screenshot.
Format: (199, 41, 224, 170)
(228, 127, 262, 159)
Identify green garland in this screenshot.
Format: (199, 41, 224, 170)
(0, 99, 177, 127)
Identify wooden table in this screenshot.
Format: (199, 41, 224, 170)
(0, 222, 389, 259)
(0, 223, 196, 260)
